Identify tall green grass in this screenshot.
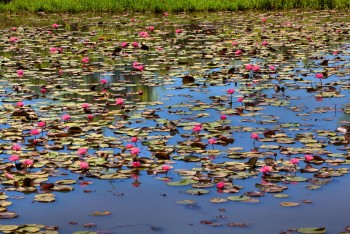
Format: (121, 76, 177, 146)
(0, 0, 349, 12)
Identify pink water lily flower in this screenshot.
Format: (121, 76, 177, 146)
(305, 154, 314, 162)
(80, 161, 89, 170)
(216, 181, 225, 189)
(52, 23, 59, 29)
(192, 123, 202, 133)
(38, 121, 46, 128)
(269, 65, 276, 71)
(121, 42, 128, 47)
(175, 29, 183, 34)
(81, 57, 89, 64)
(262, 40, 269, 46)
(50, 47, 58, 53)
(132, 161, 141, 167)
(146, 26, 155, 31)
(126, 144, 134, 149)
(23, 159, 33, 166)
(252, 65, 260, 72)
(30, 129, 40, 136)
(132, 42, 139, 48)
(116, 98, 124, 106)
(138, 31, 149, 38)
(131, 147, 140, 156)
(260, 165, 271, 174)
(62, 114, 71, 121)
(77, 147, 88, 156)
(162, 165, 171, 171)
(131, 137, 138, 143)
(227, 88, 235, 95)
(250, 133, 259, 140)
(16, 101, 24, 107)
(9, 37, 18, 43)
(290, 158, 299, 165)
(12, 143, 21, 151)
(100, 79, 107, 84)
(17, 69, 24, 77)
(82, 103, 90, 109)
(316, 73, 323, 79)
(245, 64, 253, 70)
(220, 114, 227, 120)
(9, 154, 19, 162)
(133, 62, 144, 71)
(208, 138, 217, 145)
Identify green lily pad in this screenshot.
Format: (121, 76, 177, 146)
(0, 225, 19, 231)
(286, 176, 307, 182)
(280, 202, 300, 207)
(209, 198, 228, 203)
(34, 193, 56, 203)
(55, 179, 77, 185)
(296, 227, 326, 233)
(186, 189, 210, 195)
(273, 194, 290, 198)
(227, 195, 250, 201)
(167, 180, 190, 186)
(176, 200, 196, 205)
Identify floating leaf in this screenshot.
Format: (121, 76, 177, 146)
(176, 200, 196, 205)
(0, 225, 19, 232)
(51, 185, 74, 191)
(273, 194, 289, 198)
(89, 211, 111, 216)
(280, 202, 300, 207)
(55, 179, 77, 185)
(167, 180, 189, 186)
(209, 198, 228, 203)
(186, 189, 210, 195)
(0, 212, 18, 219)
(34, 193, 55, 203)
(296, 227, 326, 233)
(227, 195, 250, 201)
(286, 176, 307, 182)
(17, 226, 41, 232)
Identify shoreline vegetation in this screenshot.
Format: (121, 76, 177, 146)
(0, 0, 349, 12)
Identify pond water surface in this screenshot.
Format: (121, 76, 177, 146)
(0, 10, 349, 234)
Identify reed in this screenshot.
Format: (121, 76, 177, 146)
(0, 0, 349, 12)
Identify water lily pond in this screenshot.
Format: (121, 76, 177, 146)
(0, 9, 350, 234)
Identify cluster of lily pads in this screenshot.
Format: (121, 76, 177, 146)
(0, 9, 349, 233)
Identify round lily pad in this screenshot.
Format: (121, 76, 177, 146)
(0, 225, 19, 231)
(34, 193, 56, 203)
(227, 195, 250, 201)
(296, 227, 326, 233)
(280, 202, 300, 207)
(273, 194, 290, 198)
(209, 198, 228, 203)
(167, 180, 189, 186)
(186, 189, 210, 195)
(0, 212, 18, 219)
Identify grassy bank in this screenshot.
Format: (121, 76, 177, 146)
(0, 0, 349, 12)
